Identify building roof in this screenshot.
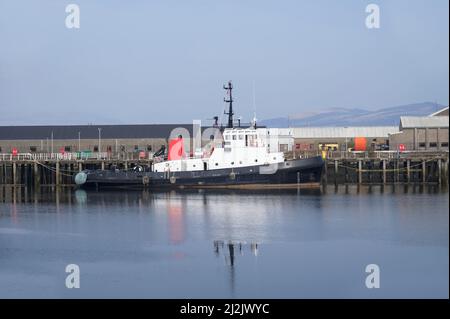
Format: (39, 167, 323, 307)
(429, 106, 449, 117)
(400, 116, 449, 129)
(0, 124, 195, 140)
(292, 126, 399, 139)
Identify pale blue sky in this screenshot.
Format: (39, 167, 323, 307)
(0, 0, 448, 125)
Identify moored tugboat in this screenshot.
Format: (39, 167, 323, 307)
(74, 82, 324, 189)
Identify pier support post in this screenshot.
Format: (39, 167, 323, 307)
(24, 164, 28, 186)
(407, 160, 411, 184)
(422, 161, 426, 184)
(358, 160, 362, 184)
(124, 161, 128, 170)
(396, 159, 400, 183)
(78, 162, 82, 172)
(34, 162, 40, 188)
(322, 162, 327, 185)
(444, 158, 449, 185)
(12, 162, 17, 186)
(438, 159, 442, 185)
(101, 161, 105, 171)
(382, 160, 386, 184)
(344, 164, 348, 184)
(334, 160, 338, 185)
(56, 161, 60, 186)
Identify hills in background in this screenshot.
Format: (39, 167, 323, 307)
(0, 102, 446, 127)
(260, 102, 446, 128)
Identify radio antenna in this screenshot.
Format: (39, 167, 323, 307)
(252, 80, 257, 128)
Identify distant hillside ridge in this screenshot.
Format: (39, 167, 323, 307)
(260, 102, 446, 128)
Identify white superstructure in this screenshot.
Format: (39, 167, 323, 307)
(153, 127, 285, 173)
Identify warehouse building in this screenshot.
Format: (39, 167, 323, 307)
(0, 124, 195, 155)
(0, 123, 269, 156)
(389, 116, 449, 151)
(429, 106, 449, 117)
(292, 126, 399, 151)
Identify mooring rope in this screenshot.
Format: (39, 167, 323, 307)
(31, 160, 75, 177)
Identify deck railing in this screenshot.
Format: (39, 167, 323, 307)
(0, 149, 447, 162)
(0, 152, 154, 162)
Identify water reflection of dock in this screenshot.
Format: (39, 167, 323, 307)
(214, 241, 259, 264)
(213, 240, 259, 293)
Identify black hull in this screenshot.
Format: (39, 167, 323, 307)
(77, 156, 324, 190)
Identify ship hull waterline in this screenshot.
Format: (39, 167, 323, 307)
(75, 156, 324, 190)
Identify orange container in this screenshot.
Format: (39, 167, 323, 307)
(354, 137, 367, 151)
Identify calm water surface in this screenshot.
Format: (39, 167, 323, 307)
(0, 185, 448, 298)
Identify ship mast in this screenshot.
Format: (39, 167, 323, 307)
(223, 81, 234, 128)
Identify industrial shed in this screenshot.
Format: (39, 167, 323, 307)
(0, 124, 195, 154)
(292, 126, 399, 151)
(389, 116, 449, 151)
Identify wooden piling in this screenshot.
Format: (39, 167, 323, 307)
(24, 164, 28, 186)
(438, 159, 442, 185)
(422, 161, 426, 183)
(444, 158, 449, 185)
(56, 161, 60, 186)
(382, 160, 386, 184)
(406, 160, 411, 184)
(12, 162, 17, 186)
(358, 160, 362, 184)
(334, 160, 338, 185)
(34, 162, 40, 188)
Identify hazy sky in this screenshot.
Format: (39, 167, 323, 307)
(0, 0, 448, 125)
